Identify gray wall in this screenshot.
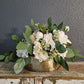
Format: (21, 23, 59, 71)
(0, 0, 84, 60)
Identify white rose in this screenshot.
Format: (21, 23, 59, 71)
(58, 31, 71, 44)
(16, 49, 28, 58)
(36, 31, 43, 40)
(33, 41, 49, 62)
(44, 33, 55, 51)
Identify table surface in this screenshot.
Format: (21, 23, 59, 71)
(0, 62, 84, 79)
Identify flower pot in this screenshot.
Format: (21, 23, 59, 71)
(25, 57, 61, 72)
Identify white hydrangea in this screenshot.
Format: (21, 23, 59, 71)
(16, 49, 28, 58)
(36, 31, 43, 40)
(44, 33, 55, 51)
(33, 41, 49, 62)
(58, 31, 71, 44)
(57, 50, 68, 58)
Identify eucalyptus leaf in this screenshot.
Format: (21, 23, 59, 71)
(31, 19, 34, 27)
(23, 25, 32, 43)
(4, 51, 12, 56)
(66, 48, 75, 58)
(11, 35, 20, 43)
(8, 52, 17, 62)
(0, 55, 5, 60)
(16, 42, 27, 50)
(72, 49, 84, 58)
(5, 56, 10, 63)
(70, 56, 75, 62)
(14, 58, 25, 74)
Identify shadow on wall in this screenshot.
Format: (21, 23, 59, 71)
(0, 28, 23, 55)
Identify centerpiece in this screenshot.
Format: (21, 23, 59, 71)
(0, 17, 84, 74)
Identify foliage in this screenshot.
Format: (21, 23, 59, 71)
(11, 35, 21, 43)
(16, 42, 27, 50)
(31, 19, 34, 27)
(27, 45, 33, 55)
(23, 25, 32, 43)
(54, 56, 69, 71)
(55, 41, 66, 53)
(14, 58, 25, 74)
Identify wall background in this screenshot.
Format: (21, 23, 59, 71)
(0, 0, 84, 60)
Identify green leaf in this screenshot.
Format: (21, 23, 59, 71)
(54, 56, 69, 71)
(0, 55, 5, 60)
(8, 53, 14, 61)
(4, 51, 12, 56)
(57, 22, 63, 30)
(31, 19, 34, 27)
(48, 17, 52, 26)
(27, 45, 33, 55)
(72, 49, 84, 58)
(66, 48, 75, 58)
(11, 35, 20, 43)
(23, 25, 32, 43)
(66, 43, 72, 48)
(24, 57, 31, 66)
(55, 41, 66, 53)
(54, 56, 60, 63)
(16, 42, 27, 50)
(59, 57, 69, 71)
(8, 52, 17, 61)
(5, 56, 10, 63)
(14, 58, 25, 74)
(70, 56, 75, 62)
(38, 24, 43, 30)
(49, 25, 58, 32)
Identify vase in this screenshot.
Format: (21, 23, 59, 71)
(25, 57, 61, 72)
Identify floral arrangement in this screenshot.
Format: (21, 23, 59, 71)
(0, 17, 84, 74)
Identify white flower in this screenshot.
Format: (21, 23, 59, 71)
(35, 23, 39, 26)
(36, 31, 43, 40)
(30, 32, 36, 43)
(16, 49, 28, 58)
(64, 26, 70, 32)
(44, 33, 55, 51)
(53, 29, 58, 35)
(57, 50, 68, 58)
(58, 31, 71, 44)
(33, 41, 49, 62)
